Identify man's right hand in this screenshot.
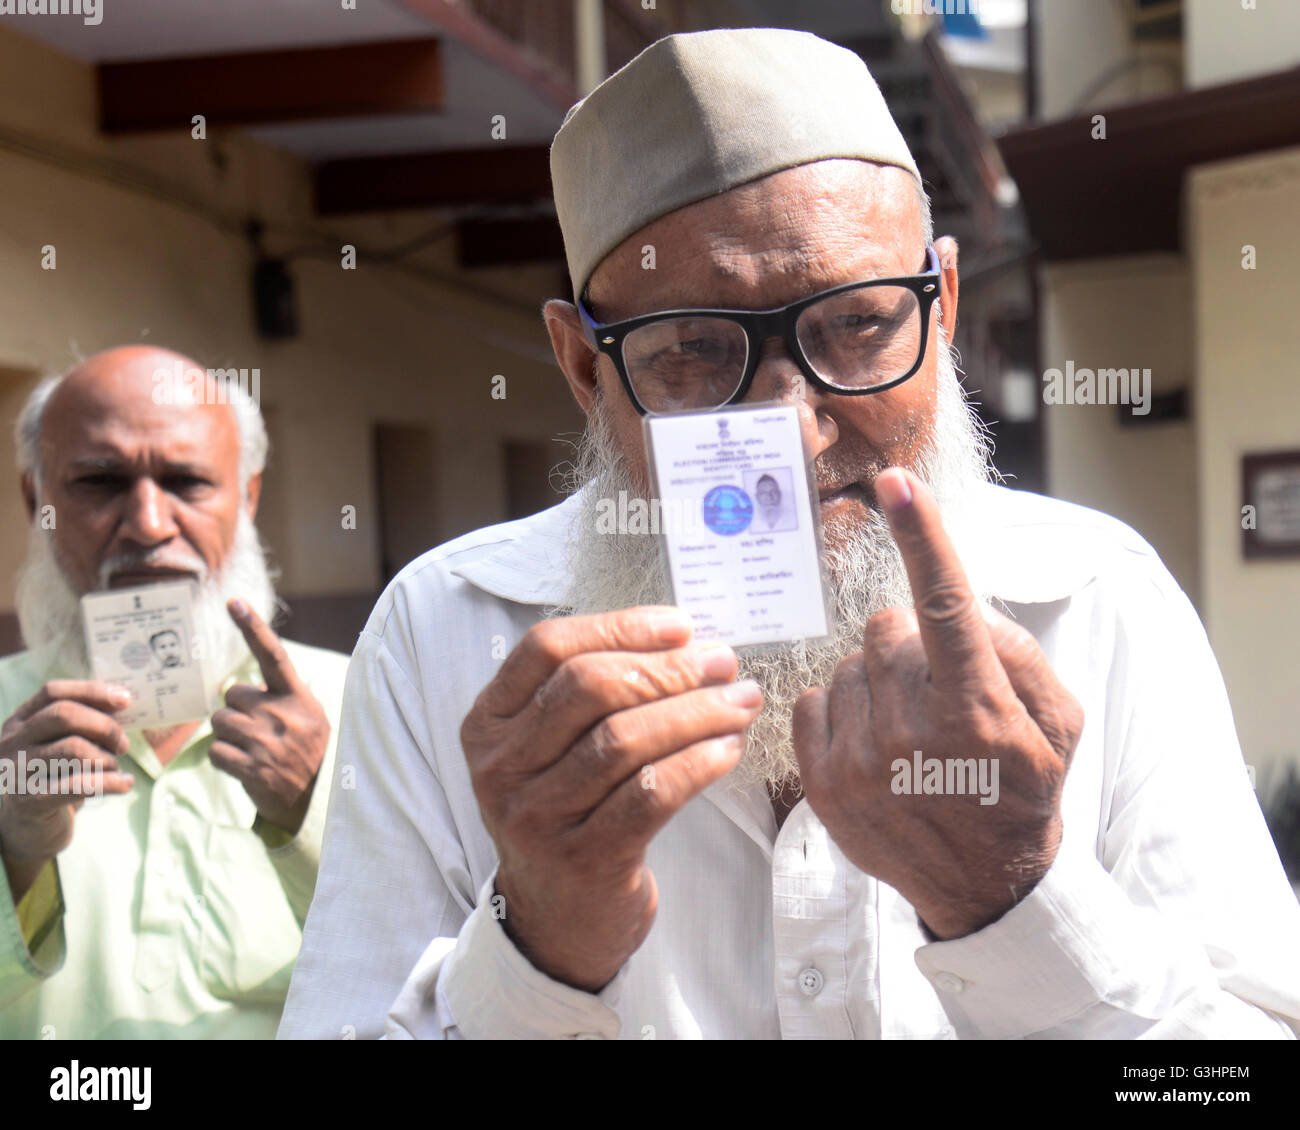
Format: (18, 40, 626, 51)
(0, 681, 136, 902)
(461, 607, 761, 993)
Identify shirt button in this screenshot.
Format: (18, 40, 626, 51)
(933, 971, 966, 994)
(797, 967, 824, 997)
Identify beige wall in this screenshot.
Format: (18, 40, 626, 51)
(0, 367, 42, 607)
(1040, 255, 1200, 603)
(1189, 146, 1300, 781)
(1035, 0, 1181, 120)
(1185, 0, 1300, 88)
(0, 26, 583, 637)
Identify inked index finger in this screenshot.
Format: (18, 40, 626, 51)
(227, 599, 302, 695)
(875, 467, 1000, 691)
(485, 606, 694, 718)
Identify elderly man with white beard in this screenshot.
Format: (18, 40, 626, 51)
(0, 346, 349, 1039)
(280, 29, 1300, 1040)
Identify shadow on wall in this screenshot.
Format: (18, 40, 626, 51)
(274, 592, 378, 658)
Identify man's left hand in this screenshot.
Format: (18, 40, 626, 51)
(209, 600, 330, 836)
(793, 467, 1085, 941)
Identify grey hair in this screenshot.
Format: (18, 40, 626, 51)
(916, 179, 934, 246)
(15, 363, 269, 497)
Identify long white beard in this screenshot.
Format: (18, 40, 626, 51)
(15, 511, 279, 691)
(557, 343, 993, 791)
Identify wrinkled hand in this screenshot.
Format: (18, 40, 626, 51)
(0, 681, 136, 900)
(794, 468, 1084, 940)
(462, 607, 762, 993)
(209, 600, 330, 836)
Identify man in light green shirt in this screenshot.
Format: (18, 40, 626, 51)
(0, 347, 351, 1039)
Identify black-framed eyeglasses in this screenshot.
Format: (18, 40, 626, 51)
(579, 245, 941, 416)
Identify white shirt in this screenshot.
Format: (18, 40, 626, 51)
(278, 484, 1300, 1040)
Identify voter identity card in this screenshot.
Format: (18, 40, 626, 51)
(644, 403, 830, 648)
(81, 580, 211, 729)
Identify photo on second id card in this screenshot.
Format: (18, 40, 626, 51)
(81, 580, 212, 730)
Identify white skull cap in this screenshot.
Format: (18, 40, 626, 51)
(550, 27, 922, 297)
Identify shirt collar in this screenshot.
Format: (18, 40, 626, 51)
(451, 481, 1100, 610)
(949, 482, 1102, 605)
(449, 488, 588, 606)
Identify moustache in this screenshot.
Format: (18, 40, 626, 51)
(96, 549, 210, 590)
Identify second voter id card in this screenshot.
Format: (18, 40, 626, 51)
(81, 580, 211, 730)
(644, 403, 830, 648)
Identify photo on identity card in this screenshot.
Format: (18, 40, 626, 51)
(643, 402, 831, 649)
(80, 580, 213, 730)
(744, 466, 799, 534)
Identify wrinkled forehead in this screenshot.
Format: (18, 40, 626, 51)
(588, 160, 927, 319)
(42, 366, 240, 466)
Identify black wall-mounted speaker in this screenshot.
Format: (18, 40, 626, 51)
(253, 257, 297, 340)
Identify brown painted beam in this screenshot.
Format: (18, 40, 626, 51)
(998, 66, 1300, 261)
(316, 145, 552, 215)
(457, 215, 564, 267)
(98, 39, 444, 133)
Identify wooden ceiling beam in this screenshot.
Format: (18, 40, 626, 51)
(998, 66, 1300, 260)
(315, 145, 552, 214)
(99, 38, 444, 133)
(456, 215, 564, 267)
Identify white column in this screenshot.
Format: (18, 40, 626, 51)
(576, 0, 606, 96)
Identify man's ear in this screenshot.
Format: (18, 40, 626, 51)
(243, 471, 262, 523)
(20, 472, 36, 522)
(543, 299, 600, 416)
(933, 235, 959, 345)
